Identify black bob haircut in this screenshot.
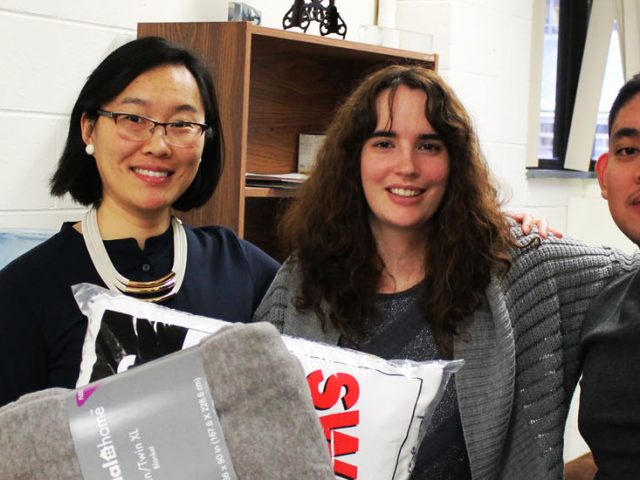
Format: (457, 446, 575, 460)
(608, 72, 640, 136)
(50, 36, 223, 211)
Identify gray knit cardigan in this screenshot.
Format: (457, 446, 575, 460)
(252, 233, 640, 480)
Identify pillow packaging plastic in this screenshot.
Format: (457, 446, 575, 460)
(73, 283, 463, 480)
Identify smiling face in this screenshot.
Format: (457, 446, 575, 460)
(596, 92, 640, 245)
(81, 64, 205, 222)
(360, 85, 449, 243)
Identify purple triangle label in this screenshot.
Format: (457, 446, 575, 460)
(75, 384, 99, 407)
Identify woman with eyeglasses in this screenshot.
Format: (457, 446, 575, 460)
(0, 37, 279, 407)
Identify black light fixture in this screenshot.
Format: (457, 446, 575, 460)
(283, 0, 347, 39)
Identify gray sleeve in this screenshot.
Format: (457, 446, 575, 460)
(251, 257, 341, 345)
(505, 234, 640, 399)
(251, 257, 299, 333)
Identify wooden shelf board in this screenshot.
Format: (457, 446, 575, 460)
(249, 24, 437, 65)
(245, 186, 299, 198)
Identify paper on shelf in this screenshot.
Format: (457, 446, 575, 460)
(246, 172, 308, 183)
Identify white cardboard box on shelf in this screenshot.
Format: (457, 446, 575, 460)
(297, 133, 325, 175)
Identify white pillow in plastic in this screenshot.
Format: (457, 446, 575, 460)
(73, 283, 462, 480)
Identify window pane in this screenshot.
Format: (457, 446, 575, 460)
(538, 0, 624, 167)
(539, 0, 560, 161)
(592, 23, 624, 160)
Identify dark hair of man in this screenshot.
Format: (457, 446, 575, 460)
(50, 36, 223, 211)
(608, 73, 640, 135)
(279, 64, 514, 355)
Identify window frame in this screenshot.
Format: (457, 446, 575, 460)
(528, 0, 623, 174)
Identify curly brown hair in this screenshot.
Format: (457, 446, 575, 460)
(279, 64, 515, 354)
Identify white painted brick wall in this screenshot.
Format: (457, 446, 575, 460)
(396, 1, 453, 69)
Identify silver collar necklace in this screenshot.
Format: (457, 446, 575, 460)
(82, 206, 187, 302)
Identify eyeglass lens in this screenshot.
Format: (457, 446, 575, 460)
(115, 115, 204, 147)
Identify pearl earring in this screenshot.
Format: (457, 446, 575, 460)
(85, 144, 95, 156)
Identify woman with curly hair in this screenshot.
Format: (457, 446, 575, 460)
(253, 64, 638, 479)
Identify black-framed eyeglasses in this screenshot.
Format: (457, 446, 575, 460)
(96, 109, 212, 148)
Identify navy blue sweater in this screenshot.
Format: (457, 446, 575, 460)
(0, 222, 279, 406)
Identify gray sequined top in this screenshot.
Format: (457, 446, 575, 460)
(339, 284, 471, 479)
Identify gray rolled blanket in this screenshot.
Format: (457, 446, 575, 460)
(0, 322, 333, 479)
